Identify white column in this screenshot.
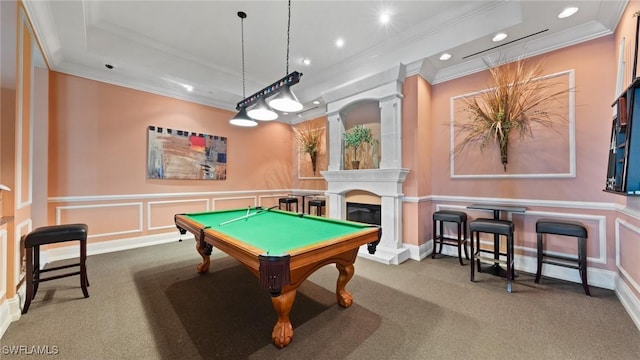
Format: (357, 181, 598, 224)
(358, 194, 410, 265)
(326, 192, 344, 220)
(379, 95, 402, 169)
(327, 113, 344, 171)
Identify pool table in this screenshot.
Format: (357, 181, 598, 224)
(174, 207, 381, 348)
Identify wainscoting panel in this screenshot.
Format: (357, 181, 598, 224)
(56, 203, 143, 238)
(147, 199, 209, 231)
(211, 196, 256, 211)
(616, 218, 640, 297)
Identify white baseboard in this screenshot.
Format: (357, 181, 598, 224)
(0, 286, 24, 340)
(516, 251, 616, 290)
(404, 240, 431, 261)
(0, 296, 10, 339)
(616, 276, 640, 332)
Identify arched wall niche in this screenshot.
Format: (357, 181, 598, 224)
(340, 100, 380, 129)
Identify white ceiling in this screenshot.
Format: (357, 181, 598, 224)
(23, 0, 627, 122)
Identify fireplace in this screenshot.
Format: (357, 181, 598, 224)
(320, 64, 410, 265)
(347, 202, 381, 225)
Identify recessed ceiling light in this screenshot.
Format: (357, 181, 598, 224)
(492, 32, 508, 42)
(379, 13, 390, 24)
(439, 53, 452, 61)
(336, 38, 344, 48)
(313, 100, 320, 105)
(302, 58, 311, 66)
(558, 7, 578, 18)
(183, 84, 193, 92)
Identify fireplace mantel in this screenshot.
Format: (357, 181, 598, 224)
(321, 64, 410, 265)
(321, 169, 409, 194)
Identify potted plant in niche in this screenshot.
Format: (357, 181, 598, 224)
(456, 57, 571, 171)
(343, 124, 374, 169)
(293, 124, 324, 174)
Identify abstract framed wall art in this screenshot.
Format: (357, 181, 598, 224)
(147, 126, 227, 180)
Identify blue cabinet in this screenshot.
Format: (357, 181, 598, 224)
(605, 78, 640, 195)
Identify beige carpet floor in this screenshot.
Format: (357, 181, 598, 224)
(2, 240, 639, 359)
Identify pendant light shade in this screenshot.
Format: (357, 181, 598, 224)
(247, 97, 278, 121)
(268, 85, 303, 112)
(229, 106, 257, 127)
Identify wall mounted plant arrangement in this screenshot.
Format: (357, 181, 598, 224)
(292, 123, 324, 174)
(455, 57, 572, 171)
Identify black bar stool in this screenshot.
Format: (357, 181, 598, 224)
(432, 210, 468, 265)
(470, 218, 515, 293)
(278, 197, 298, 212)
(308, 198, 326, 216)
(535, 219, 590, 296)
(22, 224, 89, 314)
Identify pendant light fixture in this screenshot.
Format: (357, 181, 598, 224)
(268, 0, 303, 112)
(247, 96, 278, 121)
(231, 1, 303, 123)
(229, 11, 258, 127)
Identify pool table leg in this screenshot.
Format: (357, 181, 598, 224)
(336, 263, 354, 308)
(270, 289, 296, 348)
(195, 240, 211, 273)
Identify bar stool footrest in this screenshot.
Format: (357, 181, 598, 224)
(435, 236, 467, 246)
(474, 255, 507, 266)
(39, 262, 81, 273)
(541, 259, 580, 270)
(36, 271, 82, 283)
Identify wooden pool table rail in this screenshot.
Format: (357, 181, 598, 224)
(174, 212, 381, 348)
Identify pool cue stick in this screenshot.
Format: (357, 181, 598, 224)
(219, 205, 278, 226)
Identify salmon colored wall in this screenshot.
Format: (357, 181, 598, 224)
(401, 76, 434, 248)
(0, 1, 18, 313)
(430, 37, 614, 201)
(46, 72, 296, 246)
(49, 72, 293, 196)
(1, 1, 35, 326)
(616, 1, 640, 94)
(10, 6, 37, 303)
(422, 37, 620, 277)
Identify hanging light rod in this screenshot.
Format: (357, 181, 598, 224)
(229, 10, 257, 127)
(235, 71, 303, 110)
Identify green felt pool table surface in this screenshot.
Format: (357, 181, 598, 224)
(180, 208, 375, 255)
